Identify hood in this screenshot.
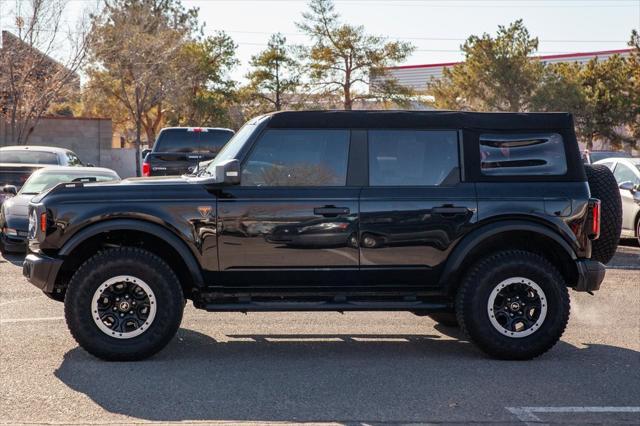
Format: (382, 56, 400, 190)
(2, 194, 33, 218)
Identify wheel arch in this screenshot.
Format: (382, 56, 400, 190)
(439, 220, 579, 295)
(56, 219, 204, 298)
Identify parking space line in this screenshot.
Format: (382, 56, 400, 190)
(507, 406, 640, 424)
(0, 316, 64, 324)
(0, 296, 40, 307)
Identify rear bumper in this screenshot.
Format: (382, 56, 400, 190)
(22, 253, 63, 293)
(574, 259, 606, 292)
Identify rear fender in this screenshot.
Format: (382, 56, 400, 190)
(438, 219, 577, 293)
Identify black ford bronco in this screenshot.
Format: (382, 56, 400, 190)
(23, 111, 622, 361)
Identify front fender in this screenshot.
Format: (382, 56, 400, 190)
(58, 219, 204, 288)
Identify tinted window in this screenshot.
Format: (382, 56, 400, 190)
(613, 163, 640, 185)
(154, 129, 234, 153)
(368, 130, 459, 186)
(0, 150, 59, 165)
(242, 129, 350, 186)
(480, 133, 566, 176)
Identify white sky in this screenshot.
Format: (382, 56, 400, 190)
(1, 0, 639, 83)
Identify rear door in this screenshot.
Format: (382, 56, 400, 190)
(216, 128, 361, 287)
(359, 130, 476, 287)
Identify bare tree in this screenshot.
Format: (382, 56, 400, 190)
(0, 0, 89, 145)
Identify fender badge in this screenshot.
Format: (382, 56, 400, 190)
(198, 206, 213, 218)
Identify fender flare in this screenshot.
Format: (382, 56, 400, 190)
(438, 219, 577, 292)
(58, 219, 204, 288)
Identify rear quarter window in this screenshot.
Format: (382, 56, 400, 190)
(480, 133, 567, 176)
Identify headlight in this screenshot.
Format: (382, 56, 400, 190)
(28, 211, 37, 240)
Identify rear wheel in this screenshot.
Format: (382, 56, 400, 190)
(64, 247, 184, 361)
(456, 250, 569, 360)
(585, 164, 622, 264)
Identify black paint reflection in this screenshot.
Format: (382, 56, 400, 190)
(266, 216, 358, 248)
(217, 188, 360, 271)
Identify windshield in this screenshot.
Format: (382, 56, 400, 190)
(19, 172, 118, 195)
(202, 119, 261, 177)
(154, 128, 234, 153)
(0, 150, 58, 165)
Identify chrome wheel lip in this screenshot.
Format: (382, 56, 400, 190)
(91, 275, 157, 339)
(487, 277, 547, 338)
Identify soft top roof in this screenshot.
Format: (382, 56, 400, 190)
(265, 110, 574, 131)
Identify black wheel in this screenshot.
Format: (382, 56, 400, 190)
(361, 233, 383, 248)
(428, 312, 459, 327)
(455, 250, 569, 360)
(585, 164, 622, 264)
(64, 247, 184, 361)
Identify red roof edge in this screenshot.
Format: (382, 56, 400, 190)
(385, 48, 633, 71)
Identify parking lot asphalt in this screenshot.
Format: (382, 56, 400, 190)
(1, 243, 639, 425)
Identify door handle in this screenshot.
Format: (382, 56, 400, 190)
(314, 206, 350, 216)
(431, 206, 470, 215)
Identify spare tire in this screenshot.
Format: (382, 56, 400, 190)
(585, 164, 622, 264)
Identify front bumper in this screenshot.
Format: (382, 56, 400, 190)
(0, 233, 27, 253)
(22, 253, 63, 294)
(574, 259, 606, 292)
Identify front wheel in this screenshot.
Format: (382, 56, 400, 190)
(455, 250, 569, 360)
(64, 247, 184, 361)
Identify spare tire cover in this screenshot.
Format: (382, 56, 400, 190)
(585, 164, 622, 264)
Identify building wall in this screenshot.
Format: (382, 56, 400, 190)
(0, 117, 137, 178)
(373, 49, 633, 93)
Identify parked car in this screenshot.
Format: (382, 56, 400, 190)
(142, 127, 234, 177)
(595, 157, 640, 244)
(23, 111, 621, 361)
(0, 166, 119, 254)
(582, 149, 631, 164)
(0, 146, 87, 205)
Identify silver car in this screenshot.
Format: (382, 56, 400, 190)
(595, 157, 640, 244)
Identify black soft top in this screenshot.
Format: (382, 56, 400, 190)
(266, 110, 574, 131)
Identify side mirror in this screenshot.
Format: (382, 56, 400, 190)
(214, 159, 240, 185)
(619, 181, 636, 192)
(2, 185, 17, 196)
(141, 149, 151, 160)
(85, 163, 95, 167)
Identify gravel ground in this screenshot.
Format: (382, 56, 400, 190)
(0, 243, 638, 425)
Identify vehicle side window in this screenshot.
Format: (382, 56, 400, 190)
(66, 152, 82, 166)
(368, 130, 459, 186)
(613, 163, 640, 185)
(480, 133, 567, 176)
(242, 129, 350, 186)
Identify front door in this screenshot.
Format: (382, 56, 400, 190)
(216, 128, 360, 287)
(359, 129, 476, 287)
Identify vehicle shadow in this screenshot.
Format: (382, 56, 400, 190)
(0, 252, 25, 266)
(54, 328, 640, 423)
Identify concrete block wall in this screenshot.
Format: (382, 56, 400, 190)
(1, 117, 137, 177)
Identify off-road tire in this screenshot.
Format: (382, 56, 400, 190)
(428, 312, 459, 327)
(455, 250, 569, 360)
(585, 164, 622, 264)
(64, 247, 184, 361)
